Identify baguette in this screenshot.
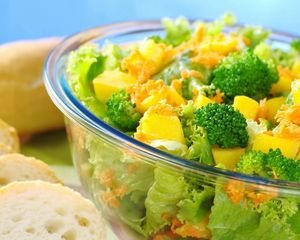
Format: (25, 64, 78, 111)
(0, 38, 65, 136)
(0, 119, 19, 155)
(0, 153, 61, 185)
(0, 181, 105, 240)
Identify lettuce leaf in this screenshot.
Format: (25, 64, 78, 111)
(102, 42, 129, 70)
(179, 102, 214, 165)
(66, 45, 107, 117)
(208, 186, 298, 240)
(238, 25, 270, 48)
(162, 17, 192, 46)
(144, 167, 187, 234)
(86, 134, 154, 197)
(195, 12, 236, 37)
(177, 186, 214, 224)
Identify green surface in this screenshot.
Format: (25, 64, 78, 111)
(21, 129, 72, 166)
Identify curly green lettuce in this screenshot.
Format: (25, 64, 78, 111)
(66, 45, 107, 117)
(208, 186, 299, 240)
(143, 167, 186, 235)
(177, 186, 214, 224)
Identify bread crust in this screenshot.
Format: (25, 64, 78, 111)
(0, 119, 19, 155)
(0, 38, 65, 135)
(0, 153, 61, 185)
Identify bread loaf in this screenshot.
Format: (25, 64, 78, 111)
(0, 38, 65, 136)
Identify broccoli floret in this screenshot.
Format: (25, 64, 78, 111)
(236, 149, 300, 182)
(106, 90, 142, 131)
(194, 103, 248, 148)
(211, 50, 278, 102)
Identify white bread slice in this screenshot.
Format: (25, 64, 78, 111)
(0, 181, 105, 240)
(0, 153, 61, 185)
(0, 119, 19, 155)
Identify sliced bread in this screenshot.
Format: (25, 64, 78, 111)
(0, 119, 19, 155)
(0, 181, 105, 240)
(0, 153, 61, 186)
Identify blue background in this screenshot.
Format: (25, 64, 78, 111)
(1, 0, 300, 43)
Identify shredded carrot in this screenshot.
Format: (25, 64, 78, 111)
(284, 105, 300, 125)
(127, 162, 139, 173)
(246, 192, 274, 207)
(99, 169, 114, 188)
(172, 216, 211, 239)
(180, 69, 204, 80)
(192, 52, 224, 68)
(113, 185, 128, 198)
(146, 102, 177, 116)
(170, 79, 182, 91)
(127, 80, 165, 105)
(212, 89, 224, 103)
(121, 49, 157, 83)
(224, 180, 245, 204)
(100, 191, 120, 208)
(275, 120, 300, 140)
(191, 26, 206, 45)
(256, 98, 268, 120)
(277, 65, 295, 80)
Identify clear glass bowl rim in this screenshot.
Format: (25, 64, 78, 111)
(44, 19, 300, 192)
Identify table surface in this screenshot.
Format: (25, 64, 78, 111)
(1, 0, 300, 44)
(3, 1, 300, 239)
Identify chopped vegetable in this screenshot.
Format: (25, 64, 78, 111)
(195, 103, 249, 148)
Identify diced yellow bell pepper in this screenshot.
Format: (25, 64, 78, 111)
(291, 79, 300, 105)
(137, 88, 185, 113)
(138, 91, 166, 113)
(139, 39, 165, 71)
(265, 97, 285, 121)
(252, 133, 300, 158)
(292, 61, 300, 78)
(194, 95, 214, 108)
(212, 147, 246, 170)
(271, 76, 292, 94)
(136, 113, 185, 144)
(167, 88, 186, 106)
(233, 96, 259, 120)
(93, 70, 136, 102)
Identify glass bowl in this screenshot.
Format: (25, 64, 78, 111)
(44, 21, 300, 240)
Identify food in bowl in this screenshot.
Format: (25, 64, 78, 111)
(55, 13, 300, 239)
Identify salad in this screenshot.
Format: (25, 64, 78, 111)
(66, 13, 300, 240)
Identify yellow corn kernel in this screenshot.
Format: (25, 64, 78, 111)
(194, 95, 214, 108)
(252, 134, 300, 158)
(233, 96, 259, 120)
(212, 147, 246, 170)
(265, 97, 285, 121)
(93, 70, 136, 102)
